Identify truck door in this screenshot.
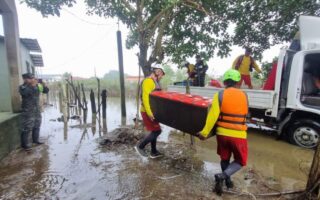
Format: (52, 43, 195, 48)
(300, 53, 320, 107)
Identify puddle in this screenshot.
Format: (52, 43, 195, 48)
(0, 97, 314, 199)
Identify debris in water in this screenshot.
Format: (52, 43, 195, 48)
(99, 125, 145, 146)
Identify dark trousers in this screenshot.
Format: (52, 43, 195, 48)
(21, 111, 42, 148)
(138, 130, 162, 153)
(194, 75, 206, 87)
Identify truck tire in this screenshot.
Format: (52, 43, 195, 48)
(288, 119, 320, 149)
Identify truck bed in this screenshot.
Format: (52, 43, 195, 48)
(167, 86, 276, 110)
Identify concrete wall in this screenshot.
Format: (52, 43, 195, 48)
(0, 39, 34, 112)
(0, 39, 12, 112)
(0, 113, 20, 160)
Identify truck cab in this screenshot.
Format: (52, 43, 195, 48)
(276, 16, 320, 148)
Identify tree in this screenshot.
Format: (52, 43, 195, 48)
(161, 64, 175, 88)
(62, 72, 72, 80)
(22, 0, 320, 77)
(175, 68, 186, 82)
(103, 70, 128, 80)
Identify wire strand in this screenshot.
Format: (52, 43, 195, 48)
(62, 8, 113, 26)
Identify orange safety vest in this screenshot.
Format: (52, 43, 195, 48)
(217, 87, 248, 131)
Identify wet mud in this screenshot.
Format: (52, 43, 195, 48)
(0, 98, 315, 199)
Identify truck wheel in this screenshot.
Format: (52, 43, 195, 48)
(289, 119, 320, 149)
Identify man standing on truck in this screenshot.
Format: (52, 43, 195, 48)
(194, 55, 208, 87)
(135, 66, 165, 159)
(196, 69, 249, 195)
(180, 61, 196, 86)
(232, 47, 262, 89)
(19, 73, 49, 151)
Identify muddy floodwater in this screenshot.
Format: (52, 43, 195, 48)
(0, 98, 314, 200)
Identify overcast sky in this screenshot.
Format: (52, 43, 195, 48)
(0, 1, 287, 78)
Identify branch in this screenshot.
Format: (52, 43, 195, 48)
(145, 15, 163, 43)
(140, 0, 145, 13)
(183, 0, 212, 17)
(145, 1, 182, 30)
(121, 0, 136, 13)
(136, 0, 144, 32)
(147, 9, 173, 65)
(66, 79, 85, 110)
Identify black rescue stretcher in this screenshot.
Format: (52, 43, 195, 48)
(149, 91, 212, 135)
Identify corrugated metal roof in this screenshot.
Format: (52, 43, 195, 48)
(20, 38, 42, 52)
(0, 36, 44, 66)
(30, 54, 44, 67)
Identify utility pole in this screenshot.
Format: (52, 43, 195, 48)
(116, 27, 126, 119)
(306, 143, 320, 198)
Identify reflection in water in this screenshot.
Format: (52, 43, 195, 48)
(121, 116, 127, 126)
(91, 115, 97, 135)
(63, 122, 68, 141)
(0, 97, 315, 199)
(102, 118, 107, 135)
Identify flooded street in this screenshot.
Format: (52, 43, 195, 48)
(0, 98, 314, 200)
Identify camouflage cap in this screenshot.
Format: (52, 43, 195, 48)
(22, 73, 35, 79)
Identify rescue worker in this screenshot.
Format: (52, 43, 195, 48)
(194, 55, 208, 87)
(135, 66, 165, 158)
(196, 69, 249, 196)
(19, 73, 49, 151)
(181, 61, 196, 84)
(232, 47, 262, 89)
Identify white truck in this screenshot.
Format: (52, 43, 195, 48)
(168, 16, 320, 149)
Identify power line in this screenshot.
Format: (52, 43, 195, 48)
(62, 8, 113, 26)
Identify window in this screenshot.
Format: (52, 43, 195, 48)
(301, 53, 320, 107)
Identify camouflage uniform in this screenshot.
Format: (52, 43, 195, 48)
(19, 83, 49, 148)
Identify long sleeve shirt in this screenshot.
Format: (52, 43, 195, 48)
(232, 55, 261, 75)
(140, 78, 156, 117)
(200, 93, 247, 139)
(19, 83, 49, 113)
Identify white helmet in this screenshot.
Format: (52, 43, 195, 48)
(151, 64, 165, 75)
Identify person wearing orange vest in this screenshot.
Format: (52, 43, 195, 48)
(135, 67, 165, 159)
(232, 47, 262, 89)
(196, 69, 249, 196)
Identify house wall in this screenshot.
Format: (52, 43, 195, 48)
(0, 39, 12, 112)
(20, 42, 34, 74)
(0, 113, 20, 160)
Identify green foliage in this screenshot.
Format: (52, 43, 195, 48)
(103, 70, 128, 80)
(62, 72, 72, 80)
(160, 64, 176, 89)
(22, 0, 320, 75)
(253, 57, 277, 81)
(75, 76, 137, 97)
(175, 69, 186, 82)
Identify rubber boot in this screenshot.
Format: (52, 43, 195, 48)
(32, 128, 43, 145)
(220, 160, 233, 189)
(214, 173, 227, 196)
(21, 130, 32, 151)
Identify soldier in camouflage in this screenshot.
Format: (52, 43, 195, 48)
(19, 73, 49, 151)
